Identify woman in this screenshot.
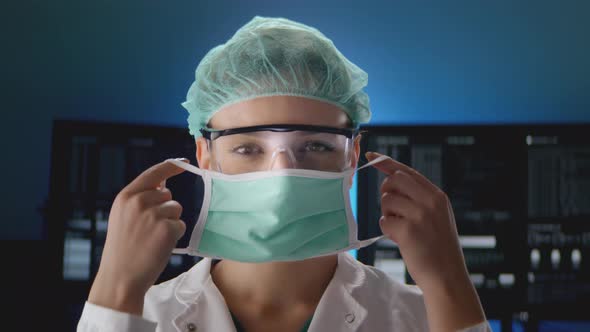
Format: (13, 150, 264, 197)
(78, 16, 490, 332)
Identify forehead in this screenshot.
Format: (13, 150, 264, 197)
(208, 96, 350, 130)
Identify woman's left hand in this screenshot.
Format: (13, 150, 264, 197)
(366, 151, 486, 331)
(366, 151, 469, 291)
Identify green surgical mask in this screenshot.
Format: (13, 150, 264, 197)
(167, 155, 387, 263)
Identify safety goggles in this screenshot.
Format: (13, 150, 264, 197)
(200, 124, 358, 174)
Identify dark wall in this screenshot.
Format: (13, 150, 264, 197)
(3, 0, 590, 240)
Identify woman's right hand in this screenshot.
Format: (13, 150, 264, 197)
(88, 158, 189, 315)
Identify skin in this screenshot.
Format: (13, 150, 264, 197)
(88, 95, 486, 332)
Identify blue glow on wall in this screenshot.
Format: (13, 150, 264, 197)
(5, 0, 590, 242)
(348, 173, 359, 259)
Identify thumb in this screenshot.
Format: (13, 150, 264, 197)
(365, 151, 383, 161)
(169, 218, 187, 241)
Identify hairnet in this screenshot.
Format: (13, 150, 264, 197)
(181, 16, 371, 138)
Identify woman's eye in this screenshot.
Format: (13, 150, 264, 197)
(303, 141, 335, 152)
(231, 144, 262, 155)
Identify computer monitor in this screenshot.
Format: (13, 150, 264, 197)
(355, 124, 590, 327)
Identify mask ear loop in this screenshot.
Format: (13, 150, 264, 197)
(160, 156, 205, 189)
(165, 158, 206, 175)
(339, 154, 392, 250)
(339, 154, 392, 245)
(356, 154, 390, 172)
(164, 158, 212, 255)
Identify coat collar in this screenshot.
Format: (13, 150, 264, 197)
(173, 257, 213, 305)
(172, 253, 368, 332)
(172, 258, 236, 332)
(308, 253, 368, 331)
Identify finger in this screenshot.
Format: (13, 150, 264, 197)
(381, 170, 432, 204)
(158, 179, 167, 190)
(381, 192, 421, 221)
(125, 158, 189, 195)
(366, 152, 437, 191)
(165, 218, 186, 241)
(379, 215, 410, 245)
(134, 188, 173, 207)
(154, 200, 183, 220)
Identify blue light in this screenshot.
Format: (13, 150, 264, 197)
(488, 320, 501, 332)
(348, 172, 358, 259)
(487, 319, 525, 332)
(539, 321, 590, 332)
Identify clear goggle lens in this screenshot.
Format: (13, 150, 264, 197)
(201, 125, 356, 174)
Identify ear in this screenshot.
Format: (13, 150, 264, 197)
(195, 137, 211, 170)
(347, 134, 362, 189)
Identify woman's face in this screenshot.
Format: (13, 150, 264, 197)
(195, 96, 361, 184)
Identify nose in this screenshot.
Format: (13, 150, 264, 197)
(269, 147, 296, 170)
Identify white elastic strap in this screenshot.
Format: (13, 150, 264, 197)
(165, 158, 212, 255)
(349, 155, 391, 248)
(172, 248, 191, 254)
(354, 234, 388, 248)
(182, 172, 213, 252)
(165, 158, 205, 175)
(357, 155, 390, 171)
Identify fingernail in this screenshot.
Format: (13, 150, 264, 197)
(175, 157, 189, 163)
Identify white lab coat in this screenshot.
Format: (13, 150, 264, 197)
(78, 252, 491, 332)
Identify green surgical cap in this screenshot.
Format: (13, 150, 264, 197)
(181, 16, 371, 138)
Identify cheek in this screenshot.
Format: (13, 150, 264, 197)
(201, 156, 212, 170)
